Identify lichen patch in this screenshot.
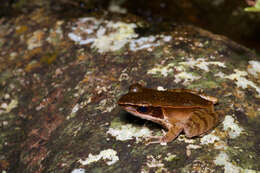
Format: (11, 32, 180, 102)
(147, 57, 225, 85)
(224, 69, 260, 96)
(247, 60, 260, 78)
(0, 99, 18, 114)
(200, 133, 220, 145)
(222, 115, 244, 139)
(179, 58, 226, 72)
(107, 124, 152, 143)
(146, 155, 165, 168)
(214, 151, 256, 173)
(174, 71, 201, 85)
(78, 149, 119, 166)
(68, 17, 171, 53)
(147, 63, 175, 77)
(129, 35, 172, 52)
(164, 153, 177, 162)
(71, 168, 85, 173)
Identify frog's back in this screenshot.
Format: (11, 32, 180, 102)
(118, 88, 213, 108)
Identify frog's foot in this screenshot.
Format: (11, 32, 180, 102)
(145, 130, 166, 145)
(145, 136, 167, 145)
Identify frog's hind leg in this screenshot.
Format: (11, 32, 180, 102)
(183, 108, 219, 138)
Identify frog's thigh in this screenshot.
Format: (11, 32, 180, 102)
(183, 109, 218, 137)
(162, 123, 183, 143)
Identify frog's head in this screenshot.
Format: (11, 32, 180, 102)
(118, 83, 164, 120)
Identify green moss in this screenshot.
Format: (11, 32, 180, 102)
(62, 119, 84, 136)
(40, 52, 57, 65)
(0, 70, 12, 84)
(12, 0, 29, 9)
(164, 154, 178, 162)
(91, 167, 104, 173)
(153, 47, 164, 60)
(188, 80, 219, 89)
(110, 117, 125, 128)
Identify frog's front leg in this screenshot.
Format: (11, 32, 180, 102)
(147, 123, 183, 144)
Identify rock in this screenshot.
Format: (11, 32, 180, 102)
(0, 4, 259, 173)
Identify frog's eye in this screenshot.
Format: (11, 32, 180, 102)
(138, 106, 148, 113)
(129, 83, 143, 93)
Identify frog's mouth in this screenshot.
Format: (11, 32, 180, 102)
(120, 105, 164, 122)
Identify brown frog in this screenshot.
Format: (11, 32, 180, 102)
(118, 83, 220, 144)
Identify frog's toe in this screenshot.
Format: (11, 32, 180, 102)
(145, 136, 165, 145)
(146, 135, 174, 145)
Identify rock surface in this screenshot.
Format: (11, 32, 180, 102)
(0, 5, 260, 173)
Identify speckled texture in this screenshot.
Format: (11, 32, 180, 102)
(0, 5, 260, 173)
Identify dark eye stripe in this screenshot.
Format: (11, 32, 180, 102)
(136, 106, 163, 119)
(150, 107, 163, 118)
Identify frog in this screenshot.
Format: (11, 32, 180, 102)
(118, 83, 221, 144)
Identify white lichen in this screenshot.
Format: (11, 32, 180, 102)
(222, 115, 244, 139)
(200, 132, 220, 145)
(78, 149, 119, 166)
(107, 124, 152, 143)
(186, 144, 202, 150)
(247, 60, 260, 78)
(68, 17, 136, 53)
(96, 98, 117, 113)
(68, 17, 172, 53)
(148, 62, 202, 85)
(0, 99, 18, 114)
(174, 71, 201, 85)
(179, 58, 226, 72)
(147, 63, 175, 77)
(214, 71, 225, 78)
(164, 153, 177, 162)
(186, 144, 202, 156)
(71, 103, 80, 114)
(67, 103, 81, 119)
(147, 57, 225, 85)
(129, 35, 171, 52)
(214, 151, 257, 173)
(93, 22, 137, 53)
(224, 69, 260, 96)
(214, 151, 240, 173)
(146, 155, 164, 168)
(71, 168, 85, 173)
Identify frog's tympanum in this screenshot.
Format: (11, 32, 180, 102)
(118, 83, 220, 144)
